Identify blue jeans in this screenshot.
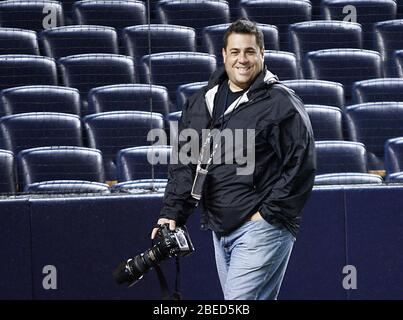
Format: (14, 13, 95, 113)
(212, 218, 295, 300)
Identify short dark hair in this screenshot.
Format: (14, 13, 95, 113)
(223, 18, 264, 51)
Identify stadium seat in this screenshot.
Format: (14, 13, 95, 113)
(344, 102, 403, 171)
(305, 105, 343, 141)
(321, 0, 397, 49)
(352, 78, 403, 104)
(395, 50, 403, 78)
(289, 21, 362, 67)
(156, 0, 230, 46)
(385, 137, 403, 175)
(387, 172, 403, 182)
(141, 52, 216, 105)
(0, 28, 40, 55)
(73, 0, 146, 33)
(240, 0, 312, 50)
(17, 146, 105, 189)
(203, 23, 279, 64)
(83, 111, 165, 181)
(88, 84, 170, 115)
(0, 55, 57, 91)
(315, 140, 368, 175)
(0, 0, 64, 32)
(0, 149, 16, 193)
(264, 51, 299, 80)
(304, 49, 382, 103)
(24, 180, 110, 193)
(40, 25, 119, 59)
(117, 145, 172, 181)
(176, 82, 208, 111)
(314, 172, 383, 185)
(0, 112, 82, 154)
(123, 24, 196, 63)
(283, 80, 344, 108)
(58, 53, 136, 114)
(0, 85, 80, 117)
(374, 19, 403, 77)
(112, 178, 167, 193)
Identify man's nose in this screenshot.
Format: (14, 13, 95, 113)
(238, 53, 248, 64)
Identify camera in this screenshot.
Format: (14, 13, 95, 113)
(113, 224, 194, 286)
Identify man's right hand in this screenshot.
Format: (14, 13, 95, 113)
(151, 218, 176, 239)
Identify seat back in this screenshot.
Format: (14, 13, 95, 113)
(0, 55, 57, 91)
(83, 111, 165, 181)
(0, 85, 80, 117)
(385, 137, 403, 175)
(315, 141, 367, 175)
(176, 82, 207, 111)
(352, 78, 403, 104)
(0, 149, 16, 193)
(0, 112, 82, 154)
(264, 50, 299, 80)
(40, 25, 119, 59)
(0, 27, 39, 55)
(117, 145, 172, 181)
(17, 146, 105, 188)
(305, 105, 343, 141)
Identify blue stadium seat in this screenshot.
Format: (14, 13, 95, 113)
(25, 180, 110, 194)
(176, 82, 208, 111)
(156, 0, 230, 45)
(344, 102, 403, 171)
(141, 52, 216, 105)
(240, 0, 312, 50)
(305, 105, 343, 141)
(315, 140, 368, 175)
(73, 0, 146, 33)
(304, 49, 382, 102)
(387, 172, 403, 183)
(88, 84, 170, 115)
(40, 25, 119, 59)
(0, 85, 80, 117)
(321, 0, 397, 49)
(83, 111, 165, 181)
(0, 55, 57, 91)
(117, 145, 172, 181)
(26, 179, 110, 193)
(17, 146, 105, 189)
(385, 137, 403, 176)
(315, 172, 383, 185)
(203, 23, 279, 64)
(352, 78, 403, 104)
(283, 79, 344, 108)
(123, 24, 196, 63)
(0, 149, 16, 193)
(58, 53, 136, 114)
(264, 51, 299, 80)
(374, 19, 403, 77)
(395, 50, 403, 78)
(289, 21, 362, 68)
(112, 178, 167, 193)
(0, 0, 64, 32)
(0, 28, 39, 55)
(0, 112, 82, 154)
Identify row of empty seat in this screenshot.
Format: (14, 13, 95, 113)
(1, 0, 403, 50)
(0, 48, 403, 113)
(3, 137, 403, 194)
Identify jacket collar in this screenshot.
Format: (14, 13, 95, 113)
(204, 67, 278, 116)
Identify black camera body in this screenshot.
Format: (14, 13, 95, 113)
(113, 224, 194, 287)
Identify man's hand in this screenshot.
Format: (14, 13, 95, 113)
(151, 218, 176, 239)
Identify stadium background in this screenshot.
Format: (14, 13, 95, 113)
(0, 0, 403, 299)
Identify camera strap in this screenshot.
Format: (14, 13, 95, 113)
(152, 240, 182, 300)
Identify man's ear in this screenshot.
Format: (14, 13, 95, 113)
(222, 48, 226, 64)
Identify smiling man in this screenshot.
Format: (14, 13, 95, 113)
(152, 18, 316, 300)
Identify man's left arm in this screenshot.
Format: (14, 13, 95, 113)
(258, 109, 316, 226)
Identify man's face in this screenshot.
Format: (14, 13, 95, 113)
(222, 33, 264, 91)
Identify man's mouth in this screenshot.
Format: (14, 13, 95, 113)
(235, 66, 251, 74)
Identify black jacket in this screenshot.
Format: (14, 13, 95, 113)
(160, 67, 316, 237)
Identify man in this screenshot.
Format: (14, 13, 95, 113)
(152, 18, 316, 300)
